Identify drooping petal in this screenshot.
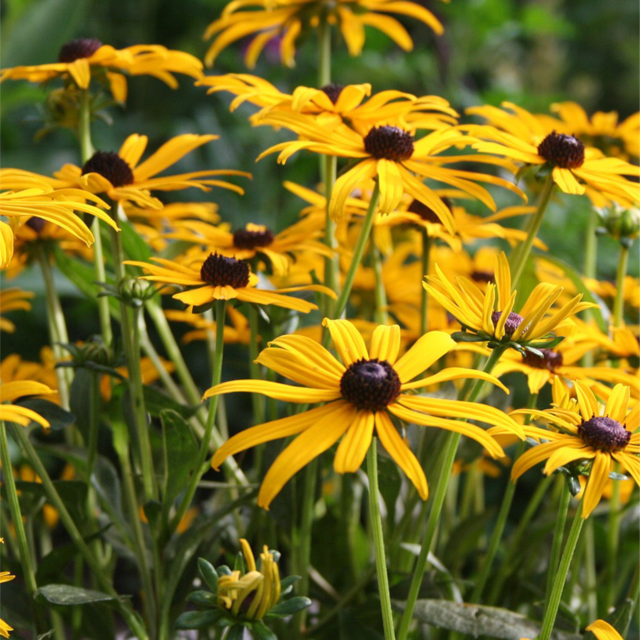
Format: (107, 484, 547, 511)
(401, 367, 509, 394)
(334, 410, 375, 473)
(203, 379, 341, 403)
(511, 440, 570, 480)
(582, 452, 611, 517)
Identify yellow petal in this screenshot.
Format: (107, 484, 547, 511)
(322, 318, 369, 365)
(582, 452, 611, 517)
(393, 331, 455, 384)
(334, 410, 375, 473)
(368, 324, 401, 364)
(203, 379, 340, 403)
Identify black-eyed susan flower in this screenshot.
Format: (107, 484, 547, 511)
(0, 289, 35, 333)
(204, 0, 446, 68)
(424, 251, 593, 353)
(504, 381, 640, 518)
(1, 39, 203, 102)
(0, 381, 54, 428)
(164, 216, 331, 276)
(0, 568, 15, 639)
(126, 253, 334, 313)
(465, 102, 640, 207)
(258, 116, 524, 227)
(0, 134, 250, 210)
(208, 319, 524, 508)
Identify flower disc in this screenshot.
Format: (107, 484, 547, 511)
(58, 38, 103, 62)
(340, 358, 401, 412)
(200, 253, 250, 288)
(364, 126, 414, 161)
(82, 151, 134, 187)
(233, 226, 275, 250)
(578, 416, 631, 451)
(538, 132, 585, 169)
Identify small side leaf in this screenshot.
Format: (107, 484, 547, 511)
(36, 584, 118, 606)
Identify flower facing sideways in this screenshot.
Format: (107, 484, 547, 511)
(0, 381, 54, 428)
(0, 567, 15, 639)
(209, 319, 524, 508)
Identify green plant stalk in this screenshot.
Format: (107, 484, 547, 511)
(367, 438, 396, 640)
(420, 231, 431, 335)
(509, 174, 555, 290)
(170, 300, 227, 533)
(584, 517, 598, 621)
(248, 305, 266, 428)
(334, 183, 380, 318)
(613, 242, 629, 328)
(397, 346, 506, 640)
(0, 423, 49, 634)
(581, 208, 599, 366)
(604, 469, 622, 614)
(372, 244, 388, 325)
(622, 564, 639, 638)
(109, 212, 158, 502)
(545, 477, 572, 601)
(11, 424, 149, 640)
(36, 248, 72, 410)
(539, 500, 584, 640)
(86, 372, 101, 484)
(297, 458, 318, 634)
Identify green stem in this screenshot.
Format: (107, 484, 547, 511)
(584, 517, 598, 621)
(545, 477, 572, 602)
(11, 425, 149, 640)
(78, 90, 95, 162)
(170, 300, 227, 534)
(367, 438, 396, 640)
(323, 154, 339, 318)
(318, 17, 331, 86)
(396, 347, 506, 640)
(538, 500, 584, 640)
(420, 231, 431, 335)
(622, 564, 639, 638)
(36, 248, 72, 410)
(509, 174, 555, 290)
(109, 209, 158, 502)
(372, 243, 388, 325)
(334, 183, 380, 318)
(0, 424, 49, 634)
(297, 458, 318, 634)
(613, 243, 629, 327)
(248, 305, 266, 428)
(603, 465, 622, 613)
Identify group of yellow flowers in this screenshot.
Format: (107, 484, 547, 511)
(0, 1, 638, 639)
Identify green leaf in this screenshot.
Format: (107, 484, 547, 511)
(35, 584, 118, 606)
(175, 610, 226, 630)
(146, 386, 199, 419)
(15, 399, 75, 431)
(226, 625, 246, 640)
(451, 332, 486, 343)
(278, 575, 300, 595)
(251, 620, 278, 640)
(186, 590, 218, 607)
(267, 597, 312, 617)
(198, 558, 219, 593)
(69, 368, 94, 443)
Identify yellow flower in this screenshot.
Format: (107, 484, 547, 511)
(164, 216, 331, 276)
(0, 350, 60, 405)
(465, 102, 640, 207)
(424, 251, 593, 348)
(164, 307, 251, 345)
(208, 319, 524, 508)
(0, 381, 54, 428)
(584, 619, 624, 640)
(0, 568, 15, 639)
(204, 0, 446, 68)
(0, 134, 250, 210)
(126, 253, 334, 313)
(505, 381, 640, 518)
(1, 38, 203, 102)
(0, 289, 35, 333)
(258, 115, 524, 226)
(217, 539, 281, 620)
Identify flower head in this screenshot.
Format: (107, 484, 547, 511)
(0, 567, 15, 639)
(0, 380, 54, 428)
(0, 289, 35, 333)
(208, 319, 524, 508)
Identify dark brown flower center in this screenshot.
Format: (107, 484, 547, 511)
(58, 38, 103, 63)
(537, 132, 585, 169)
(200, 252, 250, 289)
(521, 348, 563, 371)
(408, 197, 452, 224)
(321, 83, 344, 105)
(340, 358, 401, 412)
(578, 416, 630, 451)
(471, 270, 495, 284)
(26, 217, 46, 234)
(233, 225, 275, 250)
(82, 151, 134, 187)
(491, 310, 525, 337)
(364, 126, 414, 162)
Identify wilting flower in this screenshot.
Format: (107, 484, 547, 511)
(424, 251, 593, 353)
(465, 102, 640, 206)
(204, 0, 446, 68)
(209, 319, 524, 508)
(0, 381, 54, 428)
(503, 381, 639, 518)
(0, 567, 15, 639)
(1, 38, 203, 102)
(258, 115, 524, 227)
(0, 289, 35, 333)
(0, 134, 250, 210)
(126, 253, 334, 313)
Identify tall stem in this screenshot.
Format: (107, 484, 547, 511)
(509, 174, 555, 290)
(372, 243, 388, 324)
(538, 500, 584, 640)
(297, 458, 318, 634)
(612, 243, 629, 327)
(170, 300, 227, 533)
(396, 347, 506, 640)
(11, 425, 149, 640)
(367, 438, 396, 640)
(334, 183, 380, 318)
(545, 476, 572, 601)
(420, 231, 431, 335)
(0, 424, 49, 634)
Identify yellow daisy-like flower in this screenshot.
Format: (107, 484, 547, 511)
(258, 115, 524, 227)
(0, 134, 250, 211)
(0, 380, 54, 428)
(550, 101, 640, 161)
(465, 102, 640, 206)
(164, 216, 331, 276)
(0, 288, 35, 333)
(126, 253, 334, 313)
(1, 350, 60, 404)
(505, 381, 639, 518)
(204, 0, 446, 68)
(199, 75, 458, 134)
(208, 319, 524, 508)
(424, 251, 592, 349)
(217, 539, 281, 620)
(0, 568, 16, 639)
(1, 38, 203, 102)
